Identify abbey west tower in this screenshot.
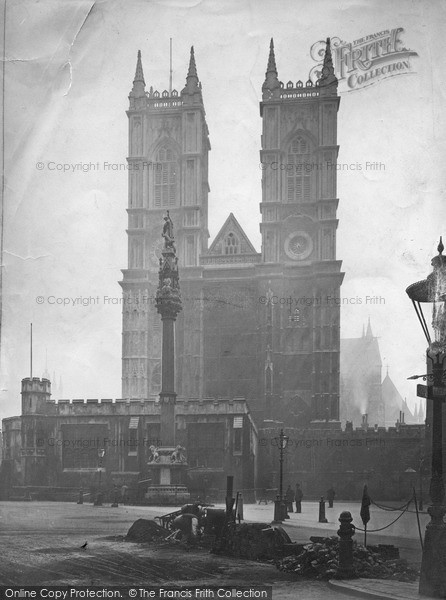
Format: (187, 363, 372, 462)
(120, 48, 210, 400)
(120, 40, 343, 427)
(259, 39, 344, 424)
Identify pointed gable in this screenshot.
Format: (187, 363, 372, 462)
(201, 213, 260, 265)
(381, 372, 407, 425)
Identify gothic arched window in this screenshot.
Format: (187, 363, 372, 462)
(154, 145, 177, 208)
(287, 136, 312, 203)
(224, 232, 240, 255)
(150, 361, 161, 394)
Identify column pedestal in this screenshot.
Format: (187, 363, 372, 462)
(145, 447, 189, 505)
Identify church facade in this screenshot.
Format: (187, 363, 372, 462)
(2, 40, 428, 503)
(121, 40, 344, 428)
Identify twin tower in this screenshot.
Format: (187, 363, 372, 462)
(119, 40, 344, 428)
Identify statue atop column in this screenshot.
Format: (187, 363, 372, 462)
(156, 211, 182, 319)
(162, 211, 176, 252)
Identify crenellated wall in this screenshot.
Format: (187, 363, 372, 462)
(258, 422, 426, 501)
(2, 390, 257, 501)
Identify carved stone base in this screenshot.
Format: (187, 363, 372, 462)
(144, 485, 190, 506)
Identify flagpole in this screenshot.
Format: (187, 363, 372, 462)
(30, 322, 33, 378)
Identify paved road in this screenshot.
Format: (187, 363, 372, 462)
(0, 500, 422, 598)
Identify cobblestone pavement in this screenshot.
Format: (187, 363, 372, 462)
(0, 501, 356, 599)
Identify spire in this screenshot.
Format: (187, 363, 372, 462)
(362, 324, 365, 337)
(182, 46, 200, 96)
(318, 37, 337, 90)
(366, 317, 373, 338)
(129, 50, 146, 101)
(187, 46, 198, 79)
(266, 38, 277, 76)
(262, 38, 281, 100)
(134, 50, 145, 85)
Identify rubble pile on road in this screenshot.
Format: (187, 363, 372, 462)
(126, 519, 170, 542)
(215, 523, 292, 560)
(276, 536, 419, 582)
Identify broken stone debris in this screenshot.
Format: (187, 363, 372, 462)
(276, 536, 419, 582)
(214, 522, 292, 560)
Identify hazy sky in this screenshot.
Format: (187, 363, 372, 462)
(1, 0, 446, 421)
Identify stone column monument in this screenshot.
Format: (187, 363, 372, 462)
(145, 212, 189, 504)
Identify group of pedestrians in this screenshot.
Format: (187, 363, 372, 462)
(284, 483, 336, 512)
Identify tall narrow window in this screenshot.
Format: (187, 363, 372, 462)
(128, 417, 139, 456)
(150, 362, 161, 394)
(185, 235, 196, 266)
(154, 146, 177, 207)
(233, 416, 243, 454)
(287, 136, 312, 203)
(224, 232, 240, 255)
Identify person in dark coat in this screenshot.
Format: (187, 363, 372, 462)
(285, 485, 294, 512)
(121, 484, 129, 505)
(295, 482, 303, 513)
(326, 485, 336, 508)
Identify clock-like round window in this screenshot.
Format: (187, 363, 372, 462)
(284, 231, 313, 260)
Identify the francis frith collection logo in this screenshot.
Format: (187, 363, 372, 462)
(310, 28, 418, 91)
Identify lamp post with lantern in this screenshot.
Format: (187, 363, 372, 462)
(406, 237, 446, 597)
(272, 428, 289, 523)
(94, 448, 106, 506)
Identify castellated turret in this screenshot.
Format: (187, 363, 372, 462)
(21, 377, 51, 415)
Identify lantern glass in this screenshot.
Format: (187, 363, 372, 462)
(406, 239, 446, 352)
(431, 264, 446, 352)
(281, 433, 289, 450)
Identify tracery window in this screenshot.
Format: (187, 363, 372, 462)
(287, 136, 312, 203)
(154, 146, 177, 207)
(224, 232, 240, 255)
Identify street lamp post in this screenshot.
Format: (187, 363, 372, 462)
(419, 456, 426, 512)
(94, 448, 105, 506)
(272, 428, 289, 523)
(406, 238, 446, 597)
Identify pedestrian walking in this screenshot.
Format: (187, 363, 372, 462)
(295, 482, 303, 513)
(121, 484, 129, 505)
(235, 492, 244, 523)
(326, 485, 336, 508)
(285, 485, 294, 513)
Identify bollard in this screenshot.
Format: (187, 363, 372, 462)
(318, 496, 328, 523)
(94, 491, 103, 506)
(77, 488, 84, 505)
(336, 511, 356, 579)
(272, 495, 283, 523)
